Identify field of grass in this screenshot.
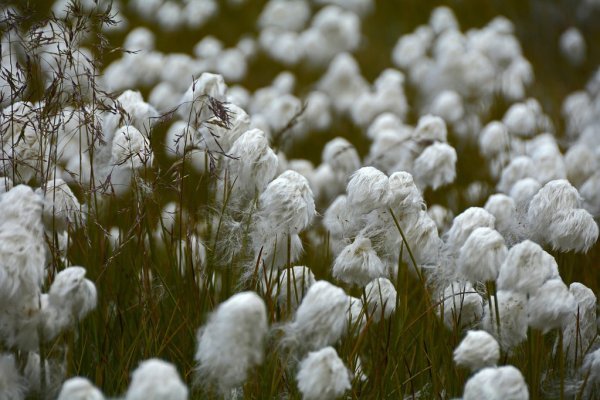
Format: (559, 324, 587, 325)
(1, 1, 600, 399)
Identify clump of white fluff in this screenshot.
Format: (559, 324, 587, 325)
(0, 353, 25, 400)
(111, 125, 153, 169)
(199, 103, 251, 153)
(439, 281, 484, 329)
(497, 240, 558, 295)
(36, 178, 82, 231)
(454, 330, 500, 372)
(497, 156, 535, 194)
(463, 365, 529, 400)
(413, 114, 447, 143)
(365, 277, 397, 322)
(178, 73, 227, 126)
(484, 194, 520, 242)
(195, 292, 268, 393)
(527, 179, 598, 252)
(255, 170, 316, 235)
(413, 142, 457, 190)
(322, 137, 360, 181)
(332, 236, 386, 287)
(481, 290, 528, 350)
(346, 167, 390, 214)
(559, 27, 586, 66)
(285, 280, 348, 352)
(276, 266, 316, 311)
(126, 358, 188, 400)
(444, 207, 496, 256)
(41, 266, 97, 340)
(509, 178, 541, 213)
(225, 128, 278, 202)
(527, 278, 576, 333)
(581, 348, 600, 397)
(479, 121, 509, 158)
(296, 346, 351, 400)
(561, 283, 597, 365)
(458, 227, 507, 283)
(57, 377, 104, 400)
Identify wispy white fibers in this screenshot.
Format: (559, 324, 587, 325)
(347, 296, 366, 332)
(527, 278, 576, 333)
(178, 72, 227, 126)
(285, 280, 348, 352)
(439, 281, 484, 329)
(413, 114, 448, 143)
(497, 240, 558, 295)
(458, 227, 507, 282)
(57, 377, 104, 400)
(463, 365, 529, 400)
(365, 277, 397, 322)
(497, 156, 535, 194)
(581, 348, 600, 397)
(276, 266, 315, 311)
(126, 359, 188, 400)
(36, 178, 82, 231)
(562, 283, 597, 365)
(559, 27, 586, 66)
(102, 90, 158, 140)
(256, 170, 315, 235)
(296, 346, 351, 400)
(444, 207, 495, 256)
(527, 179, 598, 252)
(0, 354, 25, 400)
(322, 137, 360, 182)
(481, 290, 528, 350)
(111, 125, 153, 169)
(454, 330, 500, 372)
(509, 178, 541, 214)
(479, 121, 509, 159)
(225, 128, 278, 201)
(199, 103, 251, 153)
(0, 185, 46, 350)
(580, 172, 600, 217)
(484, 194, 520, 242)
(346, 167, 391, 214)
(41, 266, 97, 340)
(332, 236, 386, 287)
(318, 53, 369, 113)
(252, 170, 315, 272)
(413, 142, 457, 190)
(428, 204, 453, 234)
(195, 292, 267, 393)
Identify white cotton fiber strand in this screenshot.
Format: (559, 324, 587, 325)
(454, 330, 500, 372)
(332, 236, 386, 287)
(497, 240, 558, 295)
(365, 277, 397, 322)
(458, 227, 507, 283)
(413, 114, 447, 143)
(57, 377, 104, 400)
(546, 208, 598, 253)
(439, 281, 484, 329)
(444, 207, 495, 256)
(0, 354, 25, 400)
(463, 365, 529, 400)
(256, 170, 315, 235)
(126, 359, 188, 400)
(195, 292, 268, 392)
(413, 142, 457, 190)
(296, 347, 351, 400)
(346, 167, 390, 214)
(285, 280, 348, 351)
(481, 290, 528, 350)
(527, 278, 576, 333)
(562, 282, 597, 364)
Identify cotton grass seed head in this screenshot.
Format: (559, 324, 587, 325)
(527, 278, 576, 333)
(36, 178, 82, 231)
(562, 282, 597, 364)
(256, 170, 315, 235)
(458, 227, 507, 283)
(126, 358, 188, 400)
(454, 330, 500, 372)
(413, 142, 457, 190)
(527, 179, 581, 238)
(276, 266, 315, 311)
(463, 365, 529, 400)
(0, 353, 25, 400)
(481, 290, 528, 350)
(322, 137, 360, 178)
(497, 240, 558, 295)
(296, 346, 351, 400)
(195, 291, 268, 393)
(413, 114, 447, 143)
(546, 208, 598, 253)
(346, 167, 391, 214)
(444, 207, 495, 256)
(439, 281, 484, 329)
(365, 277, 397, 322)
(286, 280, 348, 352)
(57, 377, 104, 400)
(509, 178, 541, 214)
(332, 236, 386, 287)
(484, 194, 519, 242)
